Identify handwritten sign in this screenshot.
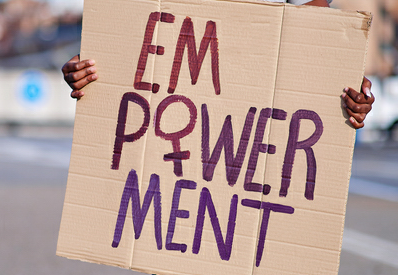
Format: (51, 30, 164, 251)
(57, 1, 371, 274)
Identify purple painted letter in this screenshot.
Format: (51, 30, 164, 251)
(166, 179, 197, 252)
(280, 110, 323, 200)
(155, 95, 197, 177)
(112, 92, 150, 170)
(244, 108, 287, 194)
(202, 104, 256, 186)
(242, 199, 294, 267)
(192, 188, 238, 261)
(112, 169, 162, 249)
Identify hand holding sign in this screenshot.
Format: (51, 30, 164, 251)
(342, 77, 374, 129)
(62, 54, 98, 99)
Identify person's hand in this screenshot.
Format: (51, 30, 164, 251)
(341, 77, 374, 129)
(62, 54, 98, 99)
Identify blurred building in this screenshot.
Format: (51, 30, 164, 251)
(0, 0, 82, 69)
(332, 0, 398, 78)
(0, 0, 81, 126)
(332, 0, 398, 142)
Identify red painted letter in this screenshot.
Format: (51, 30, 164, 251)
(134, 12, 175, 93)
(155, 95, 197, 177)
(168, 17, 220, 95)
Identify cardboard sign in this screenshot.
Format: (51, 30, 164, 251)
(57, 1, 371, 274)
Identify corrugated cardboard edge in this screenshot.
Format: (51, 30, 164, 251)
(55, 0, 98, 264)
(336, 9, 373, 274)
(257, 6, 373, 274)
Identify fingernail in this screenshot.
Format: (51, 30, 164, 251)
(349, 117, 355, 123)
(92, 74, 98, 80)
(344, 87, 349, 92)
(364, 87, 371, 98)
(89, 59, 95, 66)
(88, 67, 97, 73)
(341, 93, 346, 98)
(342, 102, 347, 108)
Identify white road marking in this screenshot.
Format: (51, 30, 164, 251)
(342, 228, 398, 269)
(0, 138, 71, 168)
(349, 177, 398, 203)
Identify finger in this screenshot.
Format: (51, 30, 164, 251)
(361, 76, 372, 99)
(62, 57, 96, 76)
(343, 87, 366, 104)
(71, 90, 85, 99)
(342, 92, 372, 114)
(345, 107, 366, 124)
(64, 66, 97, 85)
(348, 116, 364, 129)
(68, 73, 98, 91)
(61, 55, 80, 75)
(343, 86, 374, 105)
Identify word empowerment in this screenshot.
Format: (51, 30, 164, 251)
(109, 11, 323, 267)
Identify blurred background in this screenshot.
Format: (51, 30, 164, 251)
(0, 0, 397, 274)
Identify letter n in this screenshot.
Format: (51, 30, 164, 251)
(192, 188, 238, 261)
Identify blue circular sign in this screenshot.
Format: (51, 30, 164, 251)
(17, 70, 48, 108)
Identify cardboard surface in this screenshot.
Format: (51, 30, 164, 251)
(57, 1, 371, 274)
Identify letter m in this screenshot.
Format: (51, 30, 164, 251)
(168, 17, 220, 95)
(112, 169, 162, 249)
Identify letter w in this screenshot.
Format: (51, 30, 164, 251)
(202, 104, 256, 186)
(168, 17, 220, 95)
(112, 169, 162, 250)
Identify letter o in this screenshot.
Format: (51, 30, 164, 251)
(155, 95, 197, 140)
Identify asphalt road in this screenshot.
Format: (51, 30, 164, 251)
(1, 127, 397, 275)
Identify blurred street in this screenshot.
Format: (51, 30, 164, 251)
(0, 127, 397, 275)
(0, 127, 145, 275)
(341, 143, 398, 275)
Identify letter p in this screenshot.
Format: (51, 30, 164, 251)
(112, 92, 150, 170)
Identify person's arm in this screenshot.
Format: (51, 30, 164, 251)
(303, 0, 330, 7)
(62, 54, 98, 99)
(303, 0, 374, 129)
